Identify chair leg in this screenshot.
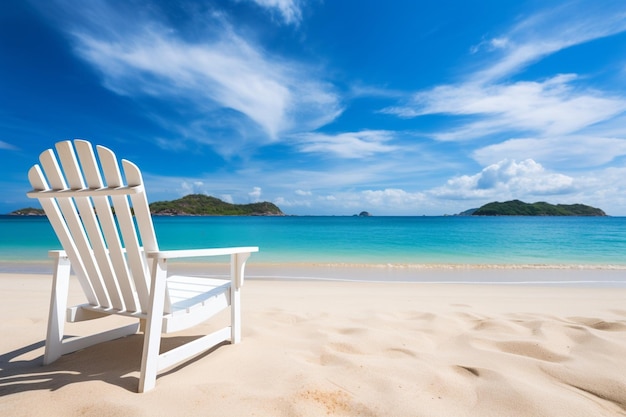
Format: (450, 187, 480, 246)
(44, 254, 71, 365)
(230, 252, 250, 344)
(138, 258, 167, 393)
(231, 287, 241, 344)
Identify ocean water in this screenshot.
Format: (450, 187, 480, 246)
(2, 215, 626, 267)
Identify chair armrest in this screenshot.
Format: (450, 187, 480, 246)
(48, 250, 68, 259)
(146, 247, 258, 260)
(147, 247, 258, 289)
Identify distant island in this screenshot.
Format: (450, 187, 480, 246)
(9, 207, 44, 216)
(8, 198, 605, 217)
(9, 194, 284, 216)
(467, 200, 606, 216)
(149, 194, 284, 216)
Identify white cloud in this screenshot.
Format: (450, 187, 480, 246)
(143, 158, 626, 215)
(424, 163, 626, 215)
(431, 159, 575, 200)
(74, 27, 339, 139)
(373, 2, 626, 215)
(294, 130, 398, 158)
(248, 0, 302, 25)
(278, 189, 427, 215)
(473, 2, 626, 82)
(180, 180, 208, 196)
(490, 37, 509, 49)
(0, 141, 17, 150)
(274, 196, 311, 208)
(153, 137, 188, 152)
(221, 194, 234, 204)
(361, 189, 425, 208)
(383, 2, 626, 146)
(249, 186, 262, 202)
(473, 136, 626, 168)
(57, 2, 340, 153)
(572, 166, 626, 215)
(470, 36, 510, 54)
(384, 75, 626, 141)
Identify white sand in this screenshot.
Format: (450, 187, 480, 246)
(1, 272, 626, 416)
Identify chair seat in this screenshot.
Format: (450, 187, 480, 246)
(163, 276, 232, 333)
(66, 276, 233, 334)
(167, 276, 231, 311)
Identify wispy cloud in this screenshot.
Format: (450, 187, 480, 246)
(383, 2, 626, 145)
(247, 0, 303, 25)
(0, 140, 17, 150)
(385, 74, 626, 141)
(470, 37, 509, 54)
(248, 186, 262, 202)
(48, 1, 340, 154)
(293, 130, 398, 158)
(471, 1, 626, 82)
(370, 1, 626, 214)
(473, 136, 626, 168)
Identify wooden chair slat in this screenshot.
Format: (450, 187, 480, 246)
(75, 142, 140, 311)
(64, 141, 125, 311)
(39, 148, 109, 306)
(28, 165, 98, 305)
(97, 146, 151, 313)
(55, 141, 117, 309)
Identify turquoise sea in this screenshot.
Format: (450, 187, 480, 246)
(2, 215, 626, 269)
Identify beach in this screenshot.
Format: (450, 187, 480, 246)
(2, 270, 626, 416)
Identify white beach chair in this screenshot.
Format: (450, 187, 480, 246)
(27, 139, 258, 392)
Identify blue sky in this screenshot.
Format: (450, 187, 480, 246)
(2, 0, 626, 215)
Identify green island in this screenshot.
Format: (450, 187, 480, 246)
(9, 207, 45, 216)
(9, 194, 284, 216)
(148, 194, 283, 216)
(8, 198, 605, 217)
(468, 200, 606, 216)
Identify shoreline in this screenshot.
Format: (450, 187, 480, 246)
(4, 259, 626, 269)
(243, 264, 626, 287)
(3, 261, 626, 287)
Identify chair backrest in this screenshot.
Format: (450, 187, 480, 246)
(27, 140, 159, 314)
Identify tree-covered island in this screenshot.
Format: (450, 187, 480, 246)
(9, 194, 284, 216)
(470, 200, 606, 216)
(148, 194, 284, 216)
